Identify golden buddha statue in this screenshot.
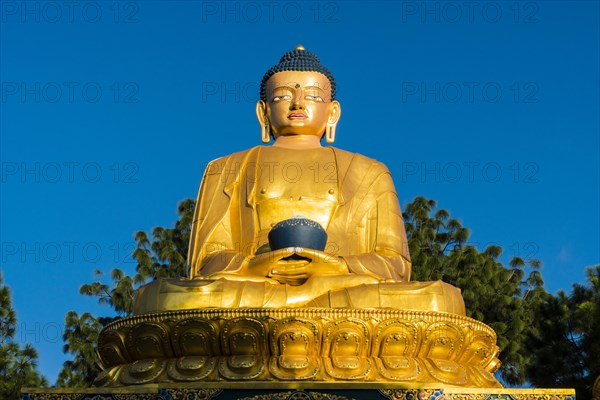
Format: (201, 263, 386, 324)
(95, 46, 502, 388)
(134, 45, 464, 313)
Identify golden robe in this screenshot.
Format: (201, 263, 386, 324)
(134, 146, 465, 314)
(188, 145, 412, 282)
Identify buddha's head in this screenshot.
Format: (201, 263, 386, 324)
(257, 45, 341, 143)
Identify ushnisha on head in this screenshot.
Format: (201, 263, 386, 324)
(256, 45, 341, 144)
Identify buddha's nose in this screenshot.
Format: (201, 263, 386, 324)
(290, 88, 305, 110)
(290, 99, 305, 110)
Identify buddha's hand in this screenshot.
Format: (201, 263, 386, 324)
(269, 247, 350, 286)
(244, 247, 307, 279)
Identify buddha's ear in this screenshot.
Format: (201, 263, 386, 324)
(328, 100, 341, 126)
(256, 100, 267, 125)
(256, 100, 270, 143)
(325, 100, 341, 144)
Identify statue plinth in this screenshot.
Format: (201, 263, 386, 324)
(21, 386, 577, 400)
(95, 307, 501, 387)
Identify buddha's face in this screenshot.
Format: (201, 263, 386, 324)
(257, 70, 340, 139)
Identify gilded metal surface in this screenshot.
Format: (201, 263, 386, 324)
(120, 47, 491, 392)
(180, 67, 419, 309)
(96, 308, 501, 387)
(134, 279, 466, 316)
(181, 143, 415, 307)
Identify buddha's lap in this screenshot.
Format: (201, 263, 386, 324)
(133, 276, 465, 315)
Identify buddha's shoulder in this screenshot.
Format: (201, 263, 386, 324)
(203, 147, 262, 170)
(204, 146, 390, 175)
(330, 147, 390, 174)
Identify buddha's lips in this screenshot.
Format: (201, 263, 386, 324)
(288, 113, 307, 119)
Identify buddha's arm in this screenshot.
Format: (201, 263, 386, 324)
(193, 210, 249, 277)
(341, 167, 412, 282)
(188, 158, 249, 278)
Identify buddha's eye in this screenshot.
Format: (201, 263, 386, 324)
(272, 95, 291, 102)
(305, 95, 324, 102)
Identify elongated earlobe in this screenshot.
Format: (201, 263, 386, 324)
(262, 119, 271, 143)
(326, 100, 341, 144)
(256, 100, 270, 143)
(325, 124, 336, 143)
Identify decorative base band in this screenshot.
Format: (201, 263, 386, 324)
(97, 308, 501, 387)
(21, 386, 577, 400)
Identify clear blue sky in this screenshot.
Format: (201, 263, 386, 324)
(1, 0, 598, 385)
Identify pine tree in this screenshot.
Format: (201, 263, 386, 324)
(527, 265, 600, 398)
(56, 312, 105, 387)
(0, 273, 48, 399)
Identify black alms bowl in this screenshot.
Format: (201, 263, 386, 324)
(268, 216, 328, 251)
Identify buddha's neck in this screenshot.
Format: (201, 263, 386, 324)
(273, 135, 322, 149)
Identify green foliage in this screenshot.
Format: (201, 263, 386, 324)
(0, 273, 48, 398)
(526, 265, 600, 398)
(0, 275, 17, 345)
(56, 199, 194, 387)
(133, 198, 193, 282)
(78, 269, 136, 317)
(403, 197, 547, 385)
(55, 312, 108, 388)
